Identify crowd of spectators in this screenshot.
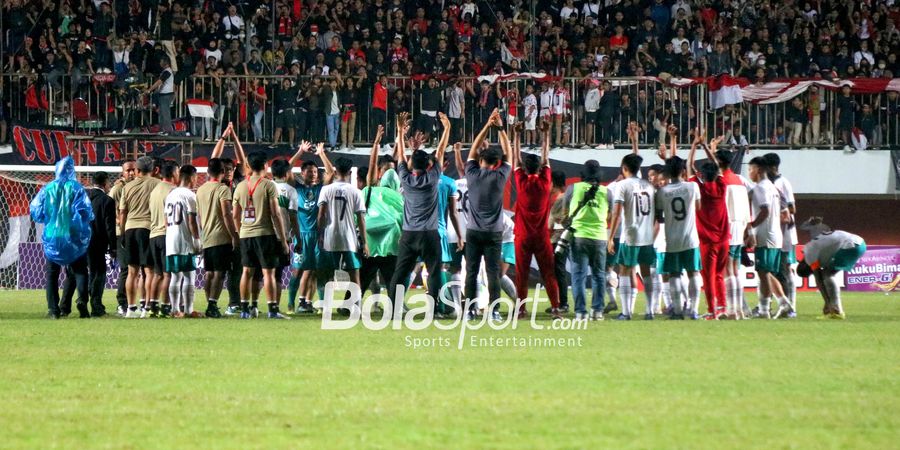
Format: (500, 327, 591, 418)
(1, 0, 899, 147)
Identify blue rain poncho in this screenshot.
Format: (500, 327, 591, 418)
(29, 157, 94, 265)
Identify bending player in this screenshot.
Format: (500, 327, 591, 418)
(796, 217, 866, 319)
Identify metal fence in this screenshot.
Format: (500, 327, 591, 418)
(2, 72, 898, 149)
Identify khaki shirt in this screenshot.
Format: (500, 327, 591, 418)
(120, 176, 161, 231)
(109, 178, 129, 236)
(149, 181, 176, 238)
(232, 175, 278, 238)
(197, 180, 234, 248)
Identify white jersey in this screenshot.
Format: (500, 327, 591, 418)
(539, 89, 554, 116)
(606, 180, 622, 239)
(522, 94, 537, 121)
(726, 175, 753, 247)
(750, 178, 783, 249)
(655, 181, 701, 253)
(164, 187, 198, 256)
(275, 180, 299, 239)
(448, 178, 468, 243)
(654, 223, 667, 253)
(502, 212, 515, 243)
(772, 175, 798, 251)
(803, 230, 864, 269)
(616, 177, 656, 246)
(317, 181, 365, 252)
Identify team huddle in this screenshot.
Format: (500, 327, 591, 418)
(48, 109, 866, 321)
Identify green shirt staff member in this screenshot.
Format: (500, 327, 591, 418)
(566, 160, 608, 321)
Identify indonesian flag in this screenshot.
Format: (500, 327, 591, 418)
(851, 128, 868, 151)
(186, 99, 215, 118)
(708, 74, 746, 109)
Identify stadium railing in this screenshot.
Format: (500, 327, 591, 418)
(2, 72, 898, 149)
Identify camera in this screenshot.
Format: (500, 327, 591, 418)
(555, 227, 575, 256)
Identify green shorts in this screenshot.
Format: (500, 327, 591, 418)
(663, 248, 702, 275)
(831, 242, 866, 271)
(729, 245, 742, 260)
(618, 243, 657, 267)
(502, 242, 516, 265)
(655, 252, 665, 273)
(292, 231, 321, 271)
(165, 254, 196, 273)
(755, 247, 782, 273)
(781, 247, 797, 265)
(607, 238, 622, 266)
(321, 251, 362, 271)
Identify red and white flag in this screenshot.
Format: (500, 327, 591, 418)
(707, 74, 747, 109)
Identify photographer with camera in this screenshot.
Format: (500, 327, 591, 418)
(559, 160, 609, 321)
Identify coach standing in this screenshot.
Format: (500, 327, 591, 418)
(86, 172, 117, 316)
(30, 157, 94, 319)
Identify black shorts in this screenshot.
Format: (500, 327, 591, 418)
(240, 235, 281, 269)
(149, 236, 167, 274)
(122, 228, 151, 267)
(275, 109, 296, 128)
(203, 244, 233, 272)
(277, 252, 290, 271)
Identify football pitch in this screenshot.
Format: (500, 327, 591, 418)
(0, 290, 898, 449)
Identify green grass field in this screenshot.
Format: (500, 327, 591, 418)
(0, 290, 898, 449)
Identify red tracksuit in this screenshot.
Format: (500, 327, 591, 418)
(691, 175, 729, 314)
(513, 167, 560, 308)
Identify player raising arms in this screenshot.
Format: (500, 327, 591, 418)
(119, 156, 161, 318)
(463, 109, 513, 321)
(196, 155, 238, 318)
(164, 165, 201, 317)
(286, 140, 331, 313)
(655, 155, 702, 320)
(316, 148, 368, 311)
(271, 158, 300, 310)
(232, 151, 292, 319)
(608, 152, 656, 320)
(386, 112, 447, 315)
(512, 119, 561, 319)
(746, 157, 793, 319)
(796, 217, 866, 319)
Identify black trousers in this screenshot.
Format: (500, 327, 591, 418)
(344, 255, 398, 301)
(388, 230, 443, 308)
(554, 245, 570, 308)
(47, 255, 88, 316)
(87, 247, 108, 313)
(464, 229, 502, 308)
(115, 237, 128, 309)
(226, 246, 242, 307)
(372, 108, 388, 142)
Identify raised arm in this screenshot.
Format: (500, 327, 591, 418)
(468, 108, 500, 162)
(394, 112, 409, 166)
(316, 143, 335, 185)
(687, 128, 704, 178)
(453, 142, 465, 177)
(510, 122, 521, 172)
(289, 140, 313, 167)
(367, 125, 384, 186)
(667, 124, 678, 158)
(435, 112, 451, 168)
(210, 122, 233, 159)
(232, 127, 249, 177)
(498, 124, 512, 166)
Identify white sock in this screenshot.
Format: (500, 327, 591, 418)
(668, 276, 683, 314)
(680, 273, 689, 312)
(660, 280, 671, 309)
(619, 276, 633, 316)
(501, 275, 517, 300)
(643, 273, 655, 315)
(606, 270, 618, 305)
(169, 273, 182, 314)
(450, 273, 462, 306)
(688, 273, 702, 315)
(787, 265, 798, 311)
(725, 276, 736, 315)
(184, 271, 196, 314)
(828, 275, 844, 314)
(760, 296, 771, 313)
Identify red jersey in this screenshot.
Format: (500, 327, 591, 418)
(373, 82, 387, 110)
(690, 175, 729, 243)
(514, 166, 552, 239)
